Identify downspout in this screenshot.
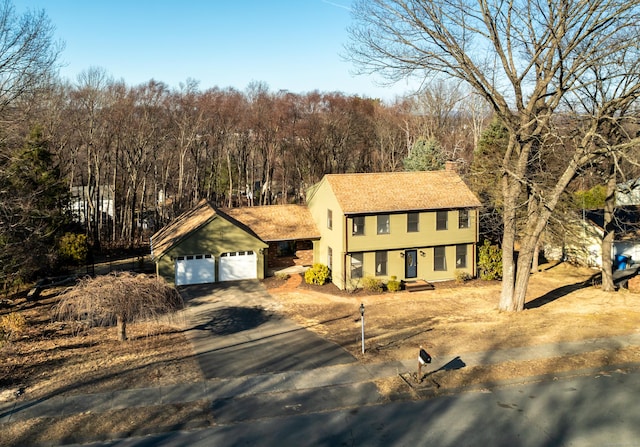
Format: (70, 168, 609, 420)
(343, 214, 348, 290)
(474, 207, 479, 278)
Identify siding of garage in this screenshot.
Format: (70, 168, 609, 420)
(156, 215, 267, 284)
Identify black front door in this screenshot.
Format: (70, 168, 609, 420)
(405, 249, 417, 278)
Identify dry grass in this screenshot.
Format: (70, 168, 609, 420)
(265, 262, 640, 397)
(0, 289, 202, 401)
(1, 286, 204, 447)
(1, 400, 214, 447)
(2, 263, 640, 446)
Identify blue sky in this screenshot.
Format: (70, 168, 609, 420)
(13, 0, 417, 100)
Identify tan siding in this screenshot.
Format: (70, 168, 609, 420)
(307, 173, 481, 289)
(307, 177, 347, 289)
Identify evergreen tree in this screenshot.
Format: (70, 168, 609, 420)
(469, 117, 509, 244)
(0, 127, 70, 289)
(403, 137, 445, 171)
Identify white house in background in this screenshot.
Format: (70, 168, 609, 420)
(616, 178, 640, 206)
(70, 185, 115, 224)
(544, 209, 640, 268)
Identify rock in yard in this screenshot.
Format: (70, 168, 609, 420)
(627, 275, 640, 293)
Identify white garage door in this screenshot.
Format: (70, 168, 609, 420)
(219, 251, 257, 281)
(175, 254, 215, 286)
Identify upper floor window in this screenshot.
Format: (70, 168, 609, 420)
(377, 214, 390, 234)
(434, 246, 447, 271)
(327, 209, 333, 230)
(352, 216, 365, 236)
(458, 209, 470, 229)
(407, 213, 419, 232)
(436, 210, 448, 231)
(351, 253, 363, 279)
(456, 244, 467, 268)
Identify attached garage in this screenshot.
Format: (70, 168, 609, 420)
(151, 200, 268, 285)
(175, 254, 215, 286)
(219, 251, 258, 281)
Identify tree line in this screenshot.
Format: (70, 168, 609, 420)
(34, 73, 486, 247)
(0, 13, 489, 289)
(4, 0, 640, 314)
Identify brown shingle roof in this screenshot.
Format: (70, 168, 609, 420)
(221, 205, 320, 242)
(320, 170, 481, 214)
(150, 199, 217, 259)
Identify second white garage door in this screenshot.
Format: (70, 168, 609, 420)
(219, 251, 257, 281)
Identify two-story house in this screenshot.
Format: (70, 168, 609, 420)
(306, 170, 481, 290)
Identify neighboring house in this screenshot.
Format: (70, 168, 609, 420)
(70, 185, 115, 224)
(543, 212, 603, 268)
(305, 170, 481, 290)
(544, 208, 640, 268)
(616, 178, 640, 206)
(150, 201, 318, 285)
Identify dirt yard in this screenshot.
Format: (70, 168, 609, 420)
(2, 262, 640, 446)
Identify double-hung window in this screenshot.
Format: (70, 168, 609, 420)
(327, 247, 333, 270)
(456, 244, 467, 268)
(375, 251, 387, 276)
(327, 209, 333, 230)
(351, 253, 363, 279)
(434, 246, 447, 271)
(407, 213, 419, 232)
(458, 209, 470, 229)
(436, 210, 448, 231)
(377, 214, 390, 234)
(352, 216, 365, 236)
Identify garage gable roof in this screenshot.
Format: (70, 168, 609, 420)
(222, 205, 320, 242)
(314, 170, 481, 214)
(151, 200, 218, 259)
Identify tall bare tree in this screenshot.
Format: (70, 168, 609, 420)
(348, 0, 640, 311)
(0, 0, 62, 119)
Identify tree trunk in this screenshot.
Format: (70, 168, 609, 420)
(512, 238, 538, 310)
(531, 239, 541, 273)
(499, 173, 518, 311)
(601, 167, 617, 291)
(116, 314, 127, 341)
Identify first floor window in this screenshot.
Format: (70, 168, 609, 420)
(456, 244, 467, 268)
(351, 253, 363, 279)
(375, 251, 388, 276)
(277, 241, 295, 257)
(327, 247, 333, 270)
(434, 246, 447, 271)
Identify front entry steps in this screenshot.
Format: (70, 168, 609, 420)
(405, 280, 435, 292)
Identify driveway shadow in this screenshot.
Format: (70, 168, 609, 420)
(194, 306, 276, 336)
(179, 280, 357, 379)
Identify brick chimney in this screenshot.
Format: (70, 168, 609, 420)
(445, 160, 459, 172)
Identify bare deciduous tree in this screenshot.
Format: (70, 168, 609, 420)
(348, 0, 640, 311)
(0, 0, 62, 117)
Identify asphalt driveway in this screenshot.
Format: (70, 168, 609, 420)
(178, 280, 356, 379)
